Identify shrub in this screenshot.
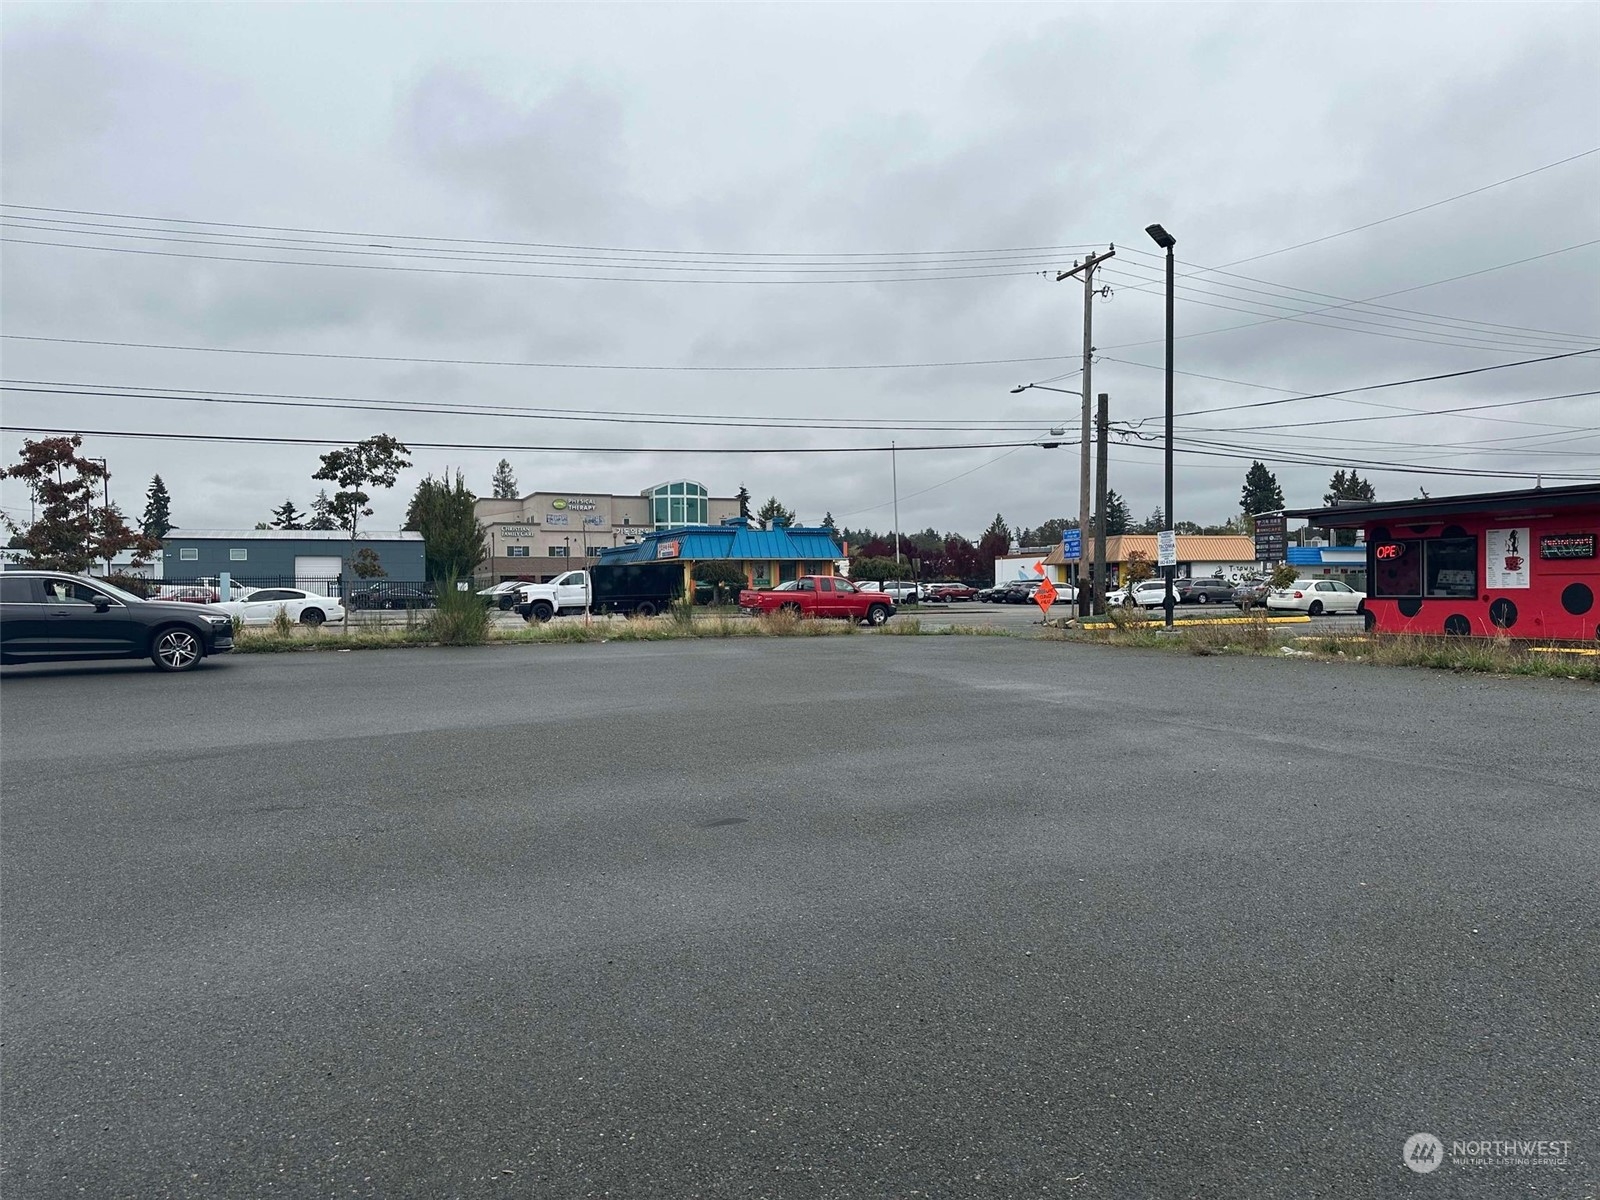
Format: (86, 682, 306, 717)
(272, 605, 294, 637)
(426, 580, 490, 645)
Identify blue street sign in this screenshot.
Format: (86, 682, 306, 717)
(1062, 530, 1082, 559)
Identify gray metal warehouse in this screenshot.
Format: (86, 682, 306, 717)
(160, 530, 426, 593)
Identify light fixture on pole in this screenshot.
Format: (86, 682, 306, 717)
(1145, 222, 1177, 630)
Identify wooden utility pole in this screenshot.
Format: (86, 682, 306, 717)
(1056, 247, 1115, 617)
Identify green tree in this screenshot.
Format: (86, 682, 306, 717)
(1095, 490, 1131, 536)
(270, 498, 305, 530)
(820, 511, 836, 529)
(978, 514, 1011, 575)
(848, 554, 912, 582)
(140, 474, 174, 539)
(736, 485, 752, 521)
(312, 433, 412, 538)
(1021, 517, 1077, 548)
(405, 469, 487, 582)
(693, 560, 747, 605)
(1240, 461, 1285, 516)
(307, 488, 338, 531)
(1136, 506, 1165, 535)
(352, 548, 387, 579)
(756, 496, 797, 529)
(2, 436, 156, 571)
(1322, 469, 1376, 546)
(491, 458, 519, 499)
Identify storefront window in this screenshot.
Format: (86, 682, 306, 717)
(645, 480, 708, 528)
(1371, 539, 1423, 598)
(1425, 537, 1477, 597)
(507, 546, 530, 558)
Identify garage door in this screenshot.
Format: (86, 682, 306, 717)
(294, 556, 343, 596)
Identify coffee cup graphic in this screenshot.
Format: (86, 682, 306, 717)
(1504, 556, 1523, 571)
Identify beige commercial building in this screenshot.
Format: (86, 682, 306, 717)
(475, 480, 741, 581)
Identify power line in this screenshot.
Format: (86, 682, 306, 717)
(1199, 146, 1600, 270)
(0, 379, 1065, 432)
(0, 333, 1076, 374)
(0, 425, 1056, 455)
(1178, 389, 1600, 435)
(0, 218, 1087, 275)
(1100, 239, 1600, 352)
(0, 236, 1065, 285)
(0, 202, 1101, 258)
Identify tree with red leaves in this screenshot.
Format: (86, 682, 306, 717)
(3, 436, 156, 572)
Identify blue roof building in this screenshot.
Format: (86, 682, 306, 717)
(597, 519, 844, 590)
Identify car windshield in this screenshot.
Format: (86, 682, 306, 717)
(94, 578, 154, 604)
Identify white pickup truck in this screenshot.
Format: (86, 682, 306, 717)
(513, 564, 688, 622)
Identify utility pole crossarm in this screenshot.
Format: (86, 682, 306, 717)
(1055, 245, 1116, 284)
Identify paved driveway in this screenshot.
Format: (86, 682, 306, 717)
(3, 640, 1593, 1197)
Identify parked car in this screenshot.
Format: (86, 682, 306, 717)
(1107, 580, 1173, 608)
(212, 587, 345, 627)
(928, 583, 978, 602)
(1, 571, 234, 672)
(1231, 580, 1271, 609)
(348, 583, 436, 610)
(976, 585, 1006, 602)
(1178, 577, 1232, 605)
(1266, 579, 1367, 616)
(476, 580, 528, 610)
(738, 575, 895, 625)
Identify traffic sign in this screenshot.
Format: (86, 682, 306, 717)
(1033, 576, 1058, 613)
(1157, 529, 1178, 567)
(1062, 530, 1082, 559)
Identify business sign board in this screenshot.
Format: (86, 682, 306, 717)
(1485, 527, 1531, 589)
(549, 498, 598, 512)
(657, 540, 681, 560)
(1254, 513, 1287, 561)
(1157, 529, 1178, 568)
(1541, 533, 1596, 560)
(1062, 530, 1082, 560)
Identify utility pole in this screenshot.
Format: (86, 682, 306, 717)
(1094, 394, 1109, 615)
(1056, 246, 1115, 617)
(891, 440, 901, 565)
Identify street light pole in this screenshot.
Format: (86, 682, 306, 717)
(891, 440, 901, 565)
(1145, 223, 1176, 629)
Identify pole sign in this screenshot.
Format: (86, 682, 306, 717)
(1062, 530, 1082, 560)
(1157, 529, 1178, 568)
(1253, 512, 1286, 562)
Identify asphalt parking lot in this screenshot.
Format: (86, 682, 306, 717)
(3, 640, 1594, 1198)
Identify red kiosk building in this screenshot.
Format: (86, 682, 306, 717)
(1286, 484, 1600, 641)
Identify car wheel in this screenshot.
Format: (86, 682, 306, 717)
(527, 601, 554, 623)
(1308, 600, 1324, 616)
(635, 601, 657, 617)
(780, 602, 803, 616)
(865, 603, 890, 626)
(1195, 593, 1209, 604)
(300, 608, 325, 627)
(152, 627, 203, 672)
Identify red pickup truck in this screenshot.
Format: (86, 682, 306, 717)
(738, 575, 896, 625)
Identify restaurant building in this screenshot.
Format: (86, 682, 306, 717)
(474, 480, 741, 582)
(1285, 484, 1599, 639)
(594, 519, 844, 592)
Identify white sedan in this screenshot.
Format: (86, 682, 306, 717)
(213, 587, 345, 627)
(1266, 579, 1366, 616)
(1107, 580, 1172, 608)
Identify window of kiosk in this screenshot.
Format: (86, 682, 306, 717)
(1371, 539, 1423, 598)
(1425, 537, 1477, 598)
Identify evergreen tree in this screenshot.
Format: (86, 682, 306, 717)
(978, 514, 1011, 574)
(270, 498, 305, 530)
(406, 469, 486, 581)
(491, 459, 519, 499)
(1322, 469, 1376, 546)
(736, 485, 752, 520)
(1240, 461, 1285, 515)
(821, 511, 836, 529)
(307, 488, 338, 530)
(140, 474, 174, 539)
(1137, 506, 1165, 534)
(755, 496, 797, 529)
(1095, 490, 1131, 536)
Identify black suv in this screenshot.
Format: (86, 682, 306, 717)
(1178, 578, 1232, 605)
(1, 571, 234, 671)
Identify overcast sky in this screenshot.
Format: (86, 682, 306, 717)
(3, 2, 1597, 543)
